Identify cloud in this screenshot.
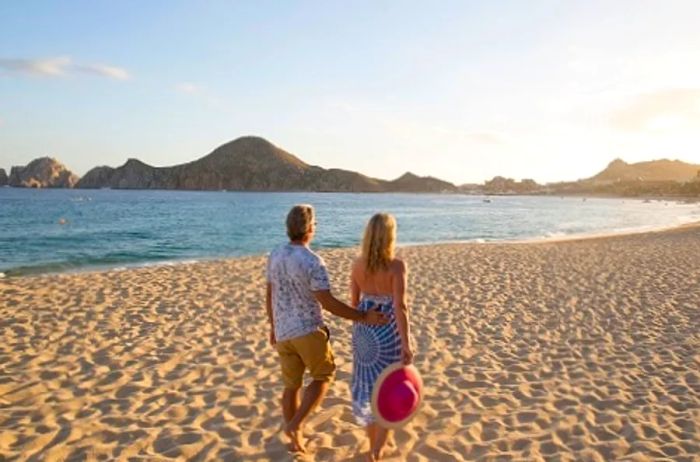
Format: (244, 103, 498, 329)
(610, 88, 700, 132)
(174, 82, 201, 94)
(0, 56, 130, 80)
(74, 63, 130, 80)
(0, 56, 71, 76)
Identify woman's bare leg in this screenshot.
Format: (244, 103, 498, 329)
(372, 426, 390, 460)
(365, 424, 377, 461)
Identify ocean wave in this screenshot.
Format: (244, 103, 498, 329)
(1, 256, 212, 278)
(542, 231, 567, 239)
(3, 190, 698, 277)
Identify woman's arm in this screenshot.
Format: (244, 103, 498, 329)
(350, 260, 361, 308)
(392, 259, 413, 364)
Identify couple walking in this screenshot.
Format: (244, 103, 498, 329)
(265, 204, 414, 460)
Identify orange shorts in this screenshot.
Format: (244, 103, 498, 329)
(276, 327, 336, 389)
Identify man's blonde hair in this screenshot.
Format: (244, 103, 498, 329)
(361, 213, 396, 273)
(287, 204, 315, 241)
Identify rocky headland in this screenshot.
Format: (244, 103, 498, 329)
(8, 157, 79, 188)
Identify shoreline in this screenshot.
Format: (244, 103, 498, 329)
(3, 218, 700, 279)
(3, 184, 700, 201)
(3, 219, 700, 280)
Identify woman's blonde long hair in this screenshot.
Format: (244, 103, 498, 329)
(361, 213, 397, 273)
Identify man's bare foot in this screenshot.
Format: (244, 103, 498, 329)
(284, 425, 306, 453)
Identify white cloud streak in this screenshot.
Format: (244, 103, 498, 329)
(0, 56, 71, 76)
(0, 56, 130, 80)
(74, 63, 130, 80)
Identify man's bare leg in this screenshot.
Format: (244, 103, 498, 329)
(282, 387, 300, 423)
(285, 380, 330, 450)
(282, 388, 303, 452)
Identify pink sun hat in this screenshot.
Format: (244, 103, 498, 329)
(371, 363, 424, 428)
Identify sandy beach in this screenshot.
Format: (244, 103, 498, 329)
(1, 224, 699, 461)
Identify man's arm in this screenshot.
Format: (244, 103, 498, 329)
(314, 290, 388, 325)
(266, 283, 276, 345)
(314, 290, 363, 321)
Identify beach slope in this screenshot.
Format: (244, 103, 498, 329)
(1, 225, 699, 461)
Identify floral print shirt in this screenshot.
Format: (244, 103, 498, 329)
(267, 244, 331, 342)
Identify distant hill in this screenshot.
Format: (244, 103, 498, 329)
(483, 176, 542, 194)
(76, 136, 456, 192)
(385, 172, 457, 193)
(15, 141, 697, 196)
(8, 157, 79, 188)
(0, 168, 7, 186)
(546, 158, 700, 197)
(589, 158, 700, 183)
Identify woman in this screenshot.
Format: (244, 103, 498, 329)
(351, 213, 413, 461)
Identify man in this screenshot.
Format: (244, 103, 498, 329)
(266, 204, 388, 453)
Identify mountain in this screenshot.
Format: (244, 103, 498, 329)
(76, 136, 454, 192)
(589, 158, 700, 183)
(8, 145, 699, 196)
(73, 166, 116, 189)
(546, 157, 700, 197)
(8, 157, 79, 188)
(483, 176, 543, 194)
(77, 137, 378, 190)
(386, 172, 457, 193)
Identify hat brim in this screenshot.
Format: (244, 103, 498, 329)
(370, 362, 423, 429)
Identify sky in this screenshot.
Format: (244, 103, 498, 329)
(1, 0, 700, 185)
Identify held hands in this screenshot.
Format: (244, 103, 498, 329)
(362, 307, 389, 326)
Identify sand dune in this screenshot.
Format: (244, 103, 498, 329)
(1, 225, 699, 461)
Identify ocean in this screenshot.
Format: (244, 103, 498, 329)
(1, 188, 698, 277)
